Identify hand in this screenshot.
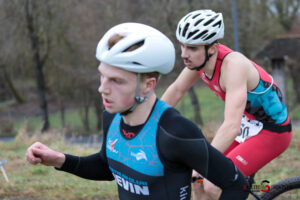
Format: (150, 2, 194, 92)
(26, 142, 65, 168)
(192, 171, 204, 183)
(192, 170, 205, 200)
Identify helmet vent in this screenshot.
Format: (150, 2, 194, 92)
(192, 14, 200, 19)
(205, 33, 216, 41)
(187, 30, 198, 39)
(193, 30, 208, 40)
(122, 40, 145, 52)
(204, 15, 218, 26)
(194, 19, 204, 26)
(178, 27, 182, 35)
(183, 13, 193, 22)
(132, 61, 142, 65)
(182, 23, 190, 37)
(213, 20, 222, 28)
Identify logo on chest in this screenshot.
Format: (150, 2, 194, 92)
(213, 84, 220, 92)
(131, 149, 148, 161)
(107, 138, 119, 154)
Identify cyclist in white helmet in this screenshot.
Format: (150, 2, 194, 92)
(26, 22, 249, 199)
(162, 9, 292, 200)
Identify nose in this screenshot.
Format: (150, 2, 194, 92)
(98, 78, 109, 94)
(181, 46, 188, 58)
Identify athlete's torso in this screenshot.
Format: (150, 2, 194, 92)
(105, 99, 191, 200)
(199, 44, 290, 127)
(59, 99, 250, 199)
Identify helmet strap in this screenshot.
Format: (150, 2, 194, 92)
(188, 44, 213, 71)
(120, 73, 151, 116)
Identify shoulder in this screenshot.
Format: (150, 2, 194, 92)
(103, 110, 116, 133)
(103, 110, 116, 123)
(159, 107, 204, 139)
(222, 50, 252, 73)
(220, 51, 252, 87)
(157, 108, 210, 172)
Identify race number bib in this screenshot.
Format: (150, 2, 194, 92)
(235, 115, 263, 143)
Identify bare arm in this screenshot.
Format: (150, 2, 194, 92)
(211, 53, 249, 153)
(161, 67, 200, 107)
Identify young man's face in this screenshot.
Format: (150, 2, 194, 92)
(98, 63, 137, 113)
(180, 43, 206, 69)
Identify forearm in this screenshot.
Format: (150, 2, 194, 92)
(158, 117, 249, 199)
(57, 153, 114, 181)
(211, 122, 240, 153)
(161, 84, 184, 107)
(162, 68, 199, 107)
(160, 132, 248, 198)
(219, 168, 249, 200)
(205, 142, 249, 199)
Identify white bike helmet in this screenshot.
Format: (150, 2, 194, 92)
(96, 22, 175, 75)
(176, 10, 224, 45)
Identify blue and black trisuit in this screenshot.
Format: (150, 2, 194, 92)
(57, 99, 249, 199)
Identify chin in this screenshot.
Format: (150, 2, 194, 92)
(187, 66, 197, 70)
(106, 107, 131, 115)
(104, 107, 117, 114)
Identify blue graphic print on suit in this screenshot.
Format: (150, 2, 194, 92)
(106, 100, 171, 176)
(247, 80, 287, 124)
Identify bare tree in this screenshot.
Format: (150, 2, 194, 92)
(265, 0, 300, 104)
(24, 0, 52, 132)
(267, 0, 300, 31)
(0, 65, 24, 103)
(2, 0, 297, 134)
(0, 1, 25, 104)
(161, 0, 205, 125)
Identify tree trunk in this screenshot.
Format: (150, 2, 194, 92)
(289, 64, 300, 104)
(59, 98, 66, 127)
(79, 105, 90, 132)
(34, 57, 49, 132)
(94, 96, 103, 131)
(25, 0, 49, 132)
(188, 86, 203, 126)
(1, 66, 25, 103)
(271, 59, 286, 104)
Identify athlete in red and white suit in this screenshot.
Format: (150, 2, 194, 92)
(162, 10, 292, 200)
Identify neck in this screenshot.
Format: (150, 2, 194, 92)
(202, 49, 218, 78)
(122, 93, 157, 126)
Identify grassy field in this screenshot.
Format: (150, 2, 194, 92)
(12, 109, 100, 136)
(0, 128, 118, 200)
(1, 86, 300, 199)
(0, 123, 300, 199)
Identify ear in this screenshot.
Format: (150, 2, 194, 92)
(208, 43, 218, 55)
(143, 77, 157, 94)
